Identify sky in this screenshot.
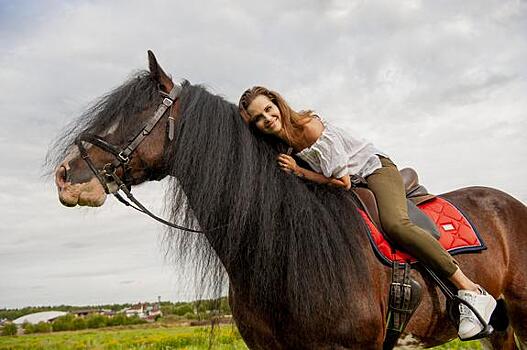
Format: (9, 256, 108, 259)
(0, 0, 525, 309)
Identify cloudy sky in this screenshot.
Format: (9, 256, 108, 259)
(0, 0, 525, 309)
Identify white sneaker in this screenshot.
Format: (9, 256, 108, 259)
(457, 287, 497, 340)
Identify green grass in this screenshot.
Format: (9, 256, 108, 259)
(0, 324, 483, 349)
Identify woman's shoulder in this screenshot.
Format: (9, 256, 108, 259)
(302, 115, 325, 144)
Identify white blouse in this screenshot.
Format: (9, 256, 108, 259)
(296, 117, 388, 178)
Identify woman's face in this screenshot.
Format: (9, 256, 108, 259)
(247, 94, 283, 135)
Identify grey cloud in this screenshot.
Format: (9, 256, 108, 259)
(0, 0, 525, 308)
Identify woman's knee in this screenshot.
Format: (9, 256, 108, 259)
(381, 219, 411, 241)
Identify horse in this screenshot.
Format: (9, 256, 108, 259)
(48, 51, 527, 349)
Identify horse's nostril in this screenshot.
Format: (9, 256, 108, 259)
(61, 166, 68, 181)
(56, 166, 68, 187)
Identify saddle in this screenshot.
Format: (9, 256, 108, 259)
(351, 168, 439, 240)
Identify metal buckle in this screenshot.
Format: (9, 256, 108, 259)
(163, 97, 173, 107)
(117, 152, 129, 164)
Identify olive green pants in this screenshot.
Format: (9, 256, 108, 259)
(366, 156, 458, 278)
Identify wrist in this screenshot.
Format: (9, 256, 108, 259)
(293, 166, 304, 178)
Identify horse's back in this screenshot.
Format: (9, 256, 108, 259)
(440, 185, 526, 252)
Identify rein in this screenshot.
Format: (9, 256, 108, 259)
(75, 84, 221, 234)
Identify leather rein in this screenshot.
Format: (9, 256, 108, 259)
(75, 84, 214, 233)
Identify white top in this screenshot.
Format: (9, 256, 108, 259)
(296, 117, 388, 178)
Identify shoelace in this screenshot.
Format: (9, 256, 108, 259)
(459, 293, 477, 323)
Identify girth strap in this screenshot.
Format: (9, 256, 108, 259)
(383, 262, 422, 350)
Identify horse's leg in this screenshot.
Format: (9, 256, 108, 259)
(449, 187, 527, 349)
(501, 194, 527, 349)
(228, 288, 285, 350)
(482, 327, 520, 350)
(505, 287, 527, 349)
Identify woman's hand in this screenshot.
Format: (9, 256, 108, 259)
(277, 154, 298, 174)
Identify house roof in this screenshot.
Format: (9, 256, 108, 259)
(13, 311, 68, 325)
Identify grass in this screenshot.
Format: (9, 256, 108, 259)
(0, 324, 483, 349)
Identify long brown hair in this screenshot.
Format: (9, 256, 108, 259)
(238, 86, 313, 146)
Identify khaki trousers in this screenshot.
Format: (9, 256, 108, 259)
(366, 157, 458, 278)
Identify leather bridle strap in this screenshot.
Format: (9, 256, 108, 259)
(75, 84, 226, 234)
(118, 83, 182, 163)
(107, 170, 210, 233)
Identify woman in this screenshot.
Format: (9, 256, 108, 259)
(238, 86, 496, 340)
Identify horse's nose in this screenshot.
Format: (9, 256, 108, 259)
(55, 165, 68, 189)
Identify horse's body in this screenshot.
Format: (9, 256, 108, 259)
(49, 52, 527, 349)
(230, 186, 527, 349)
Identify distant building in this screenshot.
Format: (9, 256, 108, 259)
(120, 302, 162, 321)
(70, 309, 114, 317)
(13, 311, 68, 325)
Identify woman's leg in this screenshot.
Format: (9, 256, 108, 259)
(366, 157, 458, 279)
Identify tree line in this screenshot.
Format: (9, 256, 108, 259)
(0, 297, 230, 322)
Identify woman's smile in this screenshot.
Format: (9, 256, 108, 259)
(247, 95, 283, 135)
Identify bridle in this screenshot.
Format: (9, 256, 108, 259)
(75, 83, 215, 233)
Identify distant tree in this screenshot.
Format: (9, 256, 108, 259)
(1, 323, 17, 336)
(174, 304, 194, 316)
(220, 298, 231, 314)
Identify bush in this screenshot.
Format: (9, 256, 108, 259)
(183, 312, 198, 320)
(72, 317, 87, 330)
(1, 323, 17, 336)
(34, 322, 52, 333)
(174, 304, 194, 316)
(107, 313, 127, 327)
(52, 314, 75, 332)
(86, 314, 107, 329)
(22, 322, 34, 334)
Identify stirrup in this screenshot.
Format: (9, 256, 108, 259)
(420, 265, 495, 340)
(459, 324, 494, 341)
(455, 293, 494, 341)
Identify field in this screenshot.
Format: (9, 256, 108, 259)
(0, 323, 483, 350)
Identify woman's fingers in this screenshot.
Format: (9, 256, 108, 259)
(277, 154, 296, 173)
(278, 161, 293, 169)
(277, 154, 293, 161)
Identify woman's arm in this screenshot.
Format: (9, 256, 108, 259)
(277, 154, 351, 190)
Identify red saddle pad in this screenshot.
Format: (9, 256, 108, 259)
(359, 196, 486, 266)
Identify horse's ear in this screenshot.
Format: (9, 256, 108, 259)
(147, 50, 174, 93)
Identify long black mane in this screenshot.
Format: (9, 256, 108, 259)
(47, 71, 373, 328)
(165, 81, 372, 325)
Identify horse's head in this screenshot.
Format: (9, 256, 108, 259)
(53, 51, 178, 207)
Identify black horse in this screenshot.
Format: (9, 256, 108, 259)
(48, 51, 527, 349)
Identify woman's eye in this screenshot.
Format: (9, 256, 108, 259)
(264, 106, 271, 112)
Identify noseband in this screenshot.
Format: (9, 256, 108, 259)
(75, 84, 213, 233)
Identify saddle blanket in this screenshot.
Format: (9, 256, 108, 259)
(360, 196, 486, 266)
